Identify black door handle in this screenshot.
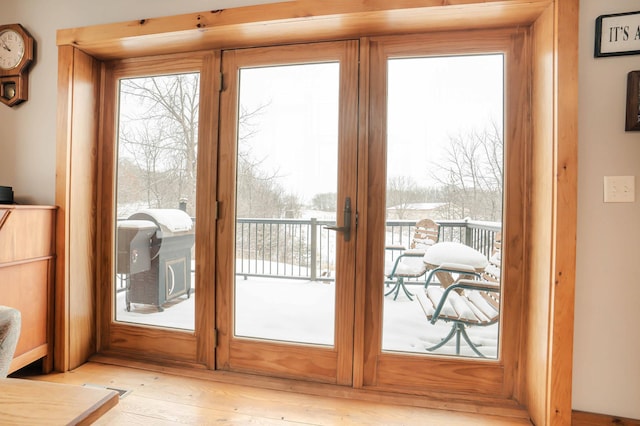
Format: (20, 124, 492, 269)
(325, 197, 351, 242)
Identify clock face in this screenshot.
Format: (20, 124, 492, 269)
(0, 29, 25, 71)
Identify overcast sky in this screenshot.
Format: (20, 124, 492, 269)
(238, 54, 504, 204)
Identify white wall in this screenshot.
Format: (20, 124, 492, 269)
(1, 0, 638, 419)
(574, 0, 640, 419)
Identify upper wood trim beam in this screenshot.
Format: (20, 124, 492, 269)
(56, 0, 552, 60)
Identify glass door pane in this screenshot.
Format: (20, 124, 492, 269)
(114, 72, 199, 331)
(234, 63, 339, 346)
(218, 41, 358, 384)
(382, 54, 504, 359)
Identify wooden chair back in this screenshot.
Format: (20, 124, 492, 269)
(410, 218, 439, 250)
(481, 232, 501, 283)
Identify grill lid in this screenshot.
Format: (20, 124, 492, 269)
(128, 209, 193, 237)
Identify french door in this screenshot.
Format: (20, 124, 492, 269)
(101, 29, 526, 398)
(101, 52, 218, 365)
(216, 41, 359, 384)
(216, 30, 525, 393)
(359, 31, 525, 396)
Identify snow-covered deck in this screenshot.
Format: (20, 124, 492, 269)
(116, 277, 498, 359)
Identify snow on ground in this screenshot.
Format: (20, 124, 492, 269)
(116, 277, 498, 359)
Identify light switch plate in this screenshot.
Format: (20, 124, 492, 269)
(604, 176, 635, 203)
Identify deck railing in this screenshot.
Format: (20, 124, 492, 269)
(236, 218, 501, 281)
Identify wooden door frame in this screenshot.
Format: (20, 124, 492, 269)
(94, 51, 220, 366)
(55, 1, 577, 423)
(358, 28, 528, 399)
(216, 40, 359, 385)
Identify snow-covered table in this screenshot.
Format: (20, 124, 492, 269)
(423, 242, 488, 288)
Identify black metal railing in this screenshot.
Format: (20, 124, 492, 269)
(385, 219, 501, 258)
(236, 218, 501, 281)
(236, 218, 336, 281)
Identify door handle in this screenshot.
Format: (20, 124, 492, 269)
(325, 197, 351, 242)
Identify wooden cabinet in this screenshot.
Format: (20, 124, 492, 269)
(0, 205, 55, 374)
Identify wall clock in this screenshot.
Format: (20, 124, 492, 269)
(0, 24, 35, 107)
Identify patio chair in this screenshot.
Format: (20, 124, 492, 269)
(384, 218, 440, 301)
(0, 306, 21, 377)
(416, 232, 502, 357)
(416, 278, 500, 357)
(409, 218, 440, 250)
(483, 232, 502, 282)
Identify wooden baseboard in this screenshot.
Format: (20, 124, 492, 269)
(572, 410, 640, 425)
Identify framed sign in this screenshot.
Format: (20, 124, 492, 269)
(626, 71, 640, 131)
(595, 11, 640, 57)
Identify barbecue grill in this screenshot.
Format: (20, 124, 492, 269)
(117, 208, 195, 312)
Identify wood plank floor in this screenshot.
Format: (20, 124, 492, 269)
(19, 362, 532, 425)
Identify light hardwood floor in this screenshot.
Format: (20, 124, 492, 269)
(19, 362, 532, 425)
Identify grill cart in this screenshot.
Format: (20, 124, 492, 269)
(118, 209, 195, 312)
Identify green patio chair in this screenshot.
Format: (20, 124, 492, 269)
(416, 232, 502, 357)
(384, 218, 439, 301)
(416, 278, 500, 357)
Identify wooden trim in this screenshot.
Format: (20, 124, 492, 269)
(0, 255, 54, 268)
(361, 35, 385, 387)
(547, 0, 579, 424)
(336, 39, 360, 386)
(0, 205, 56, 210)
(501, 24, 530, 400)
(56, 0, 552, 60)
(106, 324, 197, 362)
(523, 1, 579, 424)
(215, 48, 236, 371)
(523, 4, 554, 420)
(194, 51, 220, 369)
(70, 49, 101, 370)
(54, 45, 102, 371)
(352, 37, 372, 389)
(55, 45, 74, 372)
(95, 59, 114, 357)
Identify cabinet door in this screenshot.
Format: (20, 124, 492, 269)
(0, 208, 55, 263)
(0, 206, 55, 373)
(0, 260, 51, 367)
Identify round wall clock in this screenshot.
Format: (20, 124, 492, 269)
(0, 24, 34, 107)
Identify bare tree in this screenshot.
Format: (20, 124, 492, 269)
(235, 100, 295, 218)
(119, 118, 178, 208)
(117, 74, 297, 219)
(311, 193, 337, 211)
(118, 73, 200, 215)
(431, 122, 503, 221)
(386, 176, 430, 219)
